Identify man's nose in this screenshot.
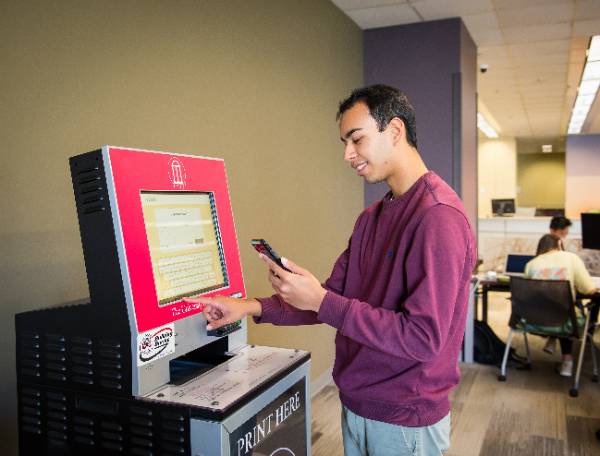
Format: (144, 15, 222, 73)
(343, 144, 357, 162)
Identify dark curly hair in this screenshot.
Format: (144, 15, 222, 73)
(336, 84, 418, 148)
(550, 216, 572, 231)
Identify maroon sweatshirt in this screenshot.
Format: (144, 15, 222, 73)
(256, 172, 476, 427)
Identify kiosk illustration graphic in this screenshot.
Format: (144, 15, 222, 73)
(15, 146, 311, 455)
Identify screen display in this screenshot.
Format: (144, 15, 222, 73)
(505, 254, 534, 273)
(140, 191, 228, 306)
(582, 213, 600, 250)
(491, 198, 515, 215)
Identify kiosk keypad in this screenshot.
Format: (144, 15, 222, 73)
(207, 321, 241, 337)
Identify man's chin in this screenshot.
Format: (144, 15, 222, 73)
(363, 175, 383, 184)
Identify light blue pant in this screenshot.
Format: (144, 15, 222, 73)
(341, 406, 450, 456)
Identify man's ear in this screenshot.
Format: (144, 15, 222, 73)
(388, 117, 405, 146)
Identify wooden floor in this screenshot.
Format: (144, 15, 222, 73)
(310, 292, 600, 455)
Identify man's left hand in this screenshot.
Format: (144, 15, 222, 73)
(260, 255, 327, 312)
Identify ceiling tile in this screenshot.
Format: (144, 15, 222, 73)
(412, 0, 494, 21)
(472, 29, 505, 46)
(515, 75, 566, 86)
(510, 54, 570, 68)
(462, 12, 504, 45)
(462, 11, 499, 31)
(573, 19, 600, 37)
(493, 0, 572, 10)
(476, 58, 513, 72)
(574, 0, 600, 21)
(524, 95, 565, 102)
(330, 0, 408, 10)
(479, 57, 515, 67)
(478, 45, 510, 58)
(513, 62, 566, 74)
(518, 86, 566, 95)
(496, 3, 574, 28)
(525, 105, 565, 112)
(508, 39, 570, 57)
(502, 22, 572, 45)
(518, 80, 567, 90)
(346, 3, 421, 29)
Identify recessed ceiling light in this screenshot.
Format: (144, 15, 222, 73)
(477, 112, 498, 138)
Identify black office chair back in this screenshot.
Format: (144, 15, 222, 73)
(509, 276, 577, 335)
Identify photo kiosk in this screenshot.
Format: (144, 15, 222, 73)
(16, 146, 311, 456)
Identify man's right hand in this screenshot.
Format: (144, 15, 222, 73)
(183, 296, 262, 330)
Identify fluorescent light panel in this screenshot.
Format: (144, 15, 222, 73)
(477, 112, 498, 138)
(588, 36, 600, 61)
(569, 35, 600, 134)
(582, 61, 600, 80)
(579, 79, 600, 95)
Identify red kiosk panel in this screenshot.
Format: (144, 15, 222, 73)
(107, 146, 245, 332)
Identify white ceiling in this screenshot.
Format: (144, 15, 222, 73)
(331, 0, 600, 139)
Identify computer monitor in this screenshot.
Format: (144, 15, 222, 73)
(535, 208, 565, 217)
(505, 254, 534, 274)
(581, 213, 600, 250)
(491, 198, 515, 216)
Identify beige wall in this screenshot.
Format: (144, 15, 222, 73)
(517, 153, 565, 209)
(0, 1, 363, 452)
(478, 137, 517, 217)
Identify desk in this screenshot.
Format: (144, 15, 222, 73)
(476, 277, 510, 323)
(476, 275, 600, 323)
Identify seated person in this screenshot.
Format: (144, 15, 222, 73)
(525, 234, 598, 377)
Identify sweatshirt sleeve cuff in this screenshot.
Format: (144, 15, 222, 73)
(253, 296, 282, 324)
(317, 291, 350, 330)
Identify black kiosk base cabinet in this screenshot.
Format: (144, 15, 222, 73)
(15, 147, 312, 455)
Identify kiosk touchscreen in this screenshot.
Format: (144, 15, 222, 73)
(15, 146, 311, 456)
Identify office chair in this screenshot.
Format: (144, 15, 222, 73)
(497, 276, 598, 397)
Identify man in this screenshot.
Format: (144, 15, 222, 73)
(187, 85, 476, 455)
(550, 215, 572, 240)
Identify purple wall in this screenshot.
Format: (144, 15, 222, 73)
(566, 134, 600, 175)
(565, 134, 600, 217)
(363, 18, 477, 227)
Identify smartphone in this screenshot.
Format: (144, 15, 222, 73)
(250, 238, 292, 272)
